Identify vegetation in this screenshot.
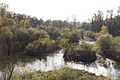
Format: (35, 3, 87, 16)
(0, 3, 86, 80)
(26, 38, 59, 57)
(97, 33, 120, 62)
(64, 43, 97, 64)
(81, 10, 120, 36)
(12, 68, 109, 80)
(0, 2, 120, 80)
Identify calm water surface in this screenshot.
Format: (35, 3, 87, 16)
(15, 49, 120, 80)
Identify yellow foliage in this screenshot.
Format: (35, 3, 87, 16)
(27, 38, 56, 49)
(101, 25, 107, 30)
(58, 38, 69, 48)
(101, 25, 108, 34)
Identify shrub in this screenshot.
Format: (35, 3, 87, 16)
(85, 31, 96, 41)
(69, 32, 80, 43)
(26, 38, 59, 58)
(64, 43, 97, 63)
(97, 33, 113, 52)
(57, 38, 69, 48)
(97, 34, 120, 62)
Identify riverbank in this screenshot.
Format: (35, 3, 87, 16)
(12, 68, 110, 80)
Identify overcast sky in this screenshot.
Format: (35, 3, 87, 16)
(0, 0, 120, 21)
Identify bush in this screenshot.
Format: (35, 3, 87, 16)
(60, 28, 82, 43)
(57, 38, 69, 48)
(64, 43, 97, 63)
(97, 33, 113, 52)
(97, 34, 120, 62)
(69, 32, 80, 43)
(85, 31, 96, 41)
(26, 38, 59, 58)
(113, 37, 120, 52)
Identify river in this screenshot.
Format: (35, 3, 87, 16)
(15, 49, 120, 80)
(1, 41, 120, 80)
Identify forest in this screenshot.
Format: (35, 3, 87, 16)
(0, 3, 120, 80)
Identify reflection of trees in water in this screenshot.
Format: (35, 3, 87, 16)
(96, 54, 112, 68)
(0, 55, 16, 80)
(1, 46, 120, 80)
(0, 53, 37, 80)
(114, 62, 120, 70)
(95, 54, 120, 79)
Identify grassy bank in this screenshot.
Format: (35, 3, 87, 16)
(12, 68, 110, 80)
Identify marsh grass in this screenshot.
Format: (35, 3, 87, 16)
(12, 68, 110, 80)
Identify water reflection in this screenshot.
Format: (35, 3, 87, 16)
(15, 49, 120, 79)
(0, 71, 2, 80)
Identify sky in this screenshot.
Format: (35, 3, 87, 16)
(0, 0, 120, 22)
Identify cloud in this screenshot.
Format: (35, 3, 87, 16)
(0, 0, 120, 21)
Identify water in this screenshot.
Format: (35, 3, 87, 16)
(1, 41, 119, 79)
(0, 71, 2, 80)
(15, 49, 120, 80)
(79, 40, 96, 45)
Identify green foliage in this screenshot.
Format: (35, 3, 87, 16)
(85, 31, 95, 41)
(97, 33, 113, 51)
(0, 16, 3, 26)
(78, 29, 85, 39)
(14, 27, 28, 42)
(60, 28, 84, 43)
(80, 9, 120, 36)
(57, 37, 69, 48)
(59, 68, 78, 80)
(0, 2, 120, 80)
(69, 31, 80, 43)
(27, 27, 49, 42)
(47, 27, 61, 40)
(113, 37, 120, 52)
(60, 28, 72, 39)
(64, 43, 97, 63)
(26, 38, 59, 57)
(12, 68, 109, 80)
(97, 33, 120, 62)
(0, 27, 13, 39)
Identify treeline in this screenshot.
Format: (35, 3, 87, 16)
(1, 3, 120, 65)
(0, 3, 88, 80)
(0, 4, 80, 29)
(0, 3, 94, 58)
(81, 9, 120, 36)
(0, 3, 81, 56)
(1, 3, 120, 80)
(1, 3, 120, 37)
